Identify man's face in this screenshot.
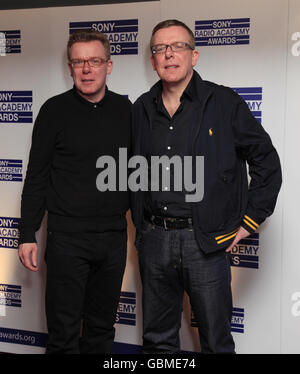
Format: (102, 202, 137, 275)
(68, 40, 112, 103)
(150, 26, 199, 86)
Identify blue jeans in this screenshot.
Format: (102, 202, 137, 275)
(137, 223, 235, 353)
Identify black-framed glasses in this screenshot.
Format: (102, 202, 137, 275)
(151, 42, 194, 55)
(70, 57, 108, 69)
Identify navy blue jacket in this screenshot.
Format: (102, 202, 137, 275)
(131, 71, 282, 253)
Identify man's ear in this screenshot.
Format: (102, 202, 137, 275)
(150, 55, 157, 71)
(106, 59, 113, 75)
(68, 63, 73, 77)
(192, 49, 199, 67)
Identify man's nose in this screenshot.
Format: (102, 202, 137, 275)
(165, 45, 174, 57)
(82, 60, 91, 72)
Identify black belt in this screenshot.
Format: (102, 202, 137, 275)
(150, 215, 193, 230)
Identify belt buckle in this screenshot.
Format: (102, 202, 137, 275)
(163, 217, 168, 230)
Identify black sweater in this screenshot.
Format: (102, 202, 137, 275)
(19, 87, 131, 244)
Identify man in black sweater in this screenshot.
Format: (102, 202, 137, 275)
(18, 30, 131, 354)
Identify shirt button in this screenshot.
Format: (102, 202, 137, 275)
(169, 126, 173, 130)
(164, 206, 168, 211)
(167, 146, 171, 150)
(94, 104, 97, 108)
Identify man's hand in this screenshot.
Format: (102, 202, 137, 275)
(18, 243, 39, 272)
(225, 226, 250, 253)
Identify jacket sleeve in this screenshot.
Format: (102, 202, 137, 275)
(232, 97, 282, 233)
(18, 101, 57, 244)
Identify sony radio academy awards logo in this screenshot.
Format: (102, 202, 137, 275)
(0, 327, 48, 348)
(0, 30, 21, 55)
(194, 18, 250, 46)
(0, 159, 23, 182)
(0, 217, 19, 249)
(231, 308, 245, 333)
(0, 91, 33, 124)
(0, 284, 22, 308)
(116, 291, 136, 326)
(229, 233, 259, 269)
(69, 19, 138, 55)
(233, 87, 262, 123)
(191, 307, 245, 333)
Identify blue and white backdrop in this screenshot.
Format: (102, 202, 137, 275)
(0, 0, 299, 354)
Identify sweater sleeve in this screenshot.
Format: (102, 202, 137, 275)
(232, 97, 282, 233)
(18, 101, 57, 244)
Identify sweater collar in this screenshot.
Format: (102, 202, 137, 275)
(72, 85, 109, 108)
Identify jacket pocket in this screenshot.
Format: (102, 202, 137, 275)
(202, 172, 237, 231)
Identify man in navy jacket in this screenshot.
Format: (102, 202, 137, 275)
(131, 19, 281, 353)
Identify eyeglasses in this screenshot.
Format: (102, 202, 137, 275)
(70, 57, 108, 69)
(151, 42, 193, 55)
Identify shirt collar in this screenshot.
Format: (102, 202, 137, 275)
(183, 71, 197, 101)
(151, 70, 198, 106)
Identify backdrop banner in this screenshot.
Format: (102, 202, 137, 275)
(0, 0, 297, 354)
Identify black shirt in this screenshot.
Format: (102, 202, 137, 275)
(146, 73, 198, 218)
(19, 87, 131, 243)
